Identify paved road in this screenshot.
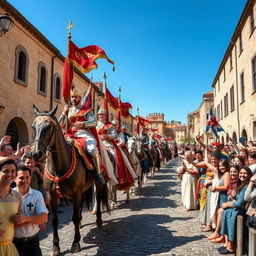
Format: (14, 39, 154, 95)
(39, 158, 230, 256)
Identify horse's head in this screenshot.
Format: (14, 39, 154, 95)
(135, 137, 143, 155)
(31, 105, 58, 161)
(127, 137, 135, 154)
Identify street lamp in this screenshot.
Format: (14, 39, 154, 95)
(0, 13, 14, 37)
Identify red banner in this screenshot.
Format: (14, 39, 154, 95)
(105, 88, 120, 110)
(68, 41, 114, 73)
(62, 57, 74, 102)
(137, 116, 151, 127)
(120, 102, 132, 117)
(136, 115, 151, 134)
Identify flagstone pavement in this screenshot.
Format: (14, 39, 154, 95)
(39, 158, 235, 256)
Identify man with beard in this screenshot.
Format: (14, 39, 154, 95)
(59, 87, 105, 184)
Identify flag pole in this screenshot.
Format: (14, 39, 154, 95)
(103, 72, 109, 121)
(65, 20, 74, 139)
(137, 107, 140, 136)
(118, 86, 121, 129)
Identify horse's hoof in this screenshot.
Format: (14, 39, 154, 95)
(96, 219, 103, 228)
(50, 246, 60, 256)
(71, 242, 81, 253)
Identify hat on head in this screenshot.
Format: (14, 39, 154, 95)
(97, 108, 106, 115)
(121, 125, 126, 130)
(112, 119, 119, 125)
(71, 86, 82, 97)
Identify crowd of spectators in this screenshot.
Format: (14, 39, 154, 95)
(0, 135, 48, 256)
(177, 135, 256, 255)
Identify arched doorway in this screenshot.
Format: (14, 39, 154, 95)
(6, 117, 29, 150)
(221, 136, 224, 144)
(241, 129, 248, 141)
(232, 131, 237, 143)
(226, 134, 229, 144)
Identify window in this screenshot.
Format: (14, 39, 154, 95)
(230, 85, 235, 111)
(14, 45, 29, 86)
(252, 56, 256, 92)
(37, 62, 47, 95)
(239, 34, 243, 55)
(54, 73, 61, 102)
(230, 52, 233, 71)
(240, 72, 245, 102)
(217, 104, 220, 121)
(250, 10, 255, 34)
(223, 67, 226, 82)
(220, 100, 223, 119)
(224, 93, 229, 116)
(218, 79, 220, 91)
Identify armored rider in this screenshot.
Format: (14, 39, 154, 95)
(59, 87, 105, 184)
(97, 109, 134, 190)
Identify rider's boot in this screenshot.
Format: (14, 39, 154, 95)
(94, 153, 106, 185)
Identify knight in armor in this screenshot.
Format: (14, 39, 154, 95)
(59, 87, 105, 184)
(139, 127, 152, 168)
(97, 109, 118, 159)
(121, 125, 131, 144)
(97, 110, 134, 190)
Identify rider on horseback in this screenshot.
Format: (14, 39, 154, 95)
(97, 110, 134, 190)
(139, 127, 152, 168)
(59, 87, 105, 185)
(121, 125, 131, 144)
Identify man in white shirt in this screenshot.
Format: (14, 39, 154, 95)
(11, 165, 48, 256)
(249, 151, 256, 175)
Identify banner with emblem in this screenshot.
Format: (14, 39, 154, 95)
(68, 41, 114, 73)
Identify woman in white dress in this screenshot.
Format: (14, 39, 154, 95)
(178, 151, 199, 210)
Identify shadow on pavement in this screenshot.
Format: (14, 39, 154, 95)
(78, 214, 204, 256)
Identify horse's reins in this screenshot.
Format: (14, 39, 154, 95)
(34, 115, 77, 197)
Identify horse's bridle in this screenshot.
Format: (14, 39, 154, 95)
(33, 116, 68, 153)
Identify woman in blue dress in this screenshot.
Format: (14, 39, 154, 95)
(219, 166, 252, 254)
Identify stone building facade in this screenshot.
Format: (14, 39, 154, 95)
(212, 0, 256, 143)
(0, 1, 135, 148)
(147, 113, 186, 141)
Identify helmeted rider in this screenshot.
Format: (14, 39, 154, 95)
(59, 87, 105, 184)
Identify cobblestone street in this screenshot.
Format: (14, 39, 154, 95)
(39, 158, 231, 256)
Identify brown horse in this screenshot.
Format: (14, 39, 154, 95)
(31, 105, 109, 256)
(150, 147, 160, 176)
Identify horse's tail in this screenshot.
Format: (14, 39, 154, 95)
(83, 185, 94, 211)
(102, 183, 111, 212)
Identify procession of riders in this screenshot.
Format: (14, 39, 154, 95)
(58, 86, 174, 205)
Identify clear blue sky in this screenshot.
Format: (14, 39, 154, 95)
(8, 0, 246, 123)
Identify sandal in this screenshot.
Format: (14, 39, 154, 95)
(210, 236, 225, 243)
(207, 233, 216, 239)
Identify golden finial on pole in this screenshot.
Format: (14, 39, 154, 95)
(66, 20, 74, 40)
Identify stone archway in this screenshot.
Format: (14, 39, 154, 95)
(6, 117, 29, 150)
(226, 133, 229, 144)
(232, 131, 237, 143)
(241, 129, 248, 141)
